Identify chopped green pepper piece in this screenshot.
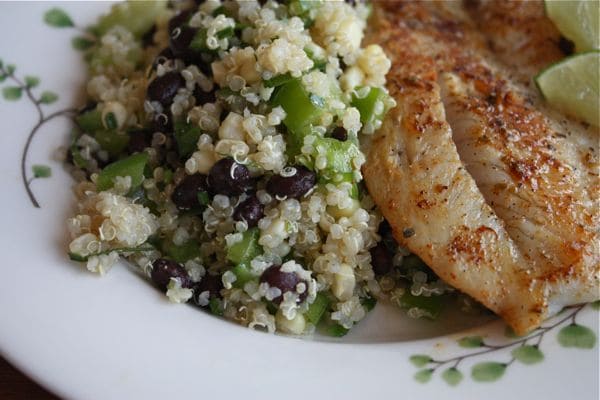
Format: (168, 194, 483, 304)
(209, 298, 224, 316)
(162, 168, 174, 184)
(70, 144, 89, 169)
(94, 129, 129, 157)
(351, 87, 386, 125)
(264, 73, 294, 88)
(173, 120, 201, 158)
(76, 108, 103, 132)
(232, 263, 255, 288)
(361, 296, 377, 312)
(68, 252, 87, 262)
(306, 293, 330, 325)
(93, 0, 168, 38)
(216, 26, 234, 39)
(197, 191, 210, 206)
(96, 152, 149, 191)
(271, 78, 324, 137)
(227, 227, 262, 265)
(398, 292, 445, 320)
(190, 29, 208, 51)
(312, 137, 361, 178)
(162, 239, 202, 263)
(328, 324, 350, 337)
(103, 112, 118, 130)
(212, 5, 228, 17)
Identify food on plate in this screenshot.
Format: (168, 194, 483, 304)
(65, 0, 420, 336)
(364, 0, 599, 335)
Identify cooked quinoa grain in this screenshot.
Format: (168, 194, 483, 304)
(66, 0, 469, 336)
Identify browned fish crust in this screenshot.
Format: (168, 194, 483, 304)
(364, 0, 599, 334)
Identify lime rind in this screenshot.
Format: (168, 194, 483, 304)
(535, 50, 600, 127)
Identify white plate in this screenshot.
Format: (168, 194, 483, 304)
(0, 3, 598, 399)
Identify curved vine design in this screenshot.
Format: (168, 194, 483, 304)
(0, 7, 92, 208)
(410, 302, 599, 385)
(0, 62, 77, 208)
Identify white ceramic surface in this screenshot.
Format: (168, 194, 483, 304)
(0, 3, 598, 399)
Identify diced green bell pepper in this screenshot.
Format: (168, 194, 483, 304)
(226, 227, 262, 265)
(271, 78, 324, 138)
(96, 152, 149, 191)
(351, 87, 386, 126)
(232, 263, 255, 288)
(398, 292, 445, 320)
(209, 298, 224, 315)
(361, 296, 377, 312)
(94, 129, 129, 157)
(312, 137, 361, 180)
(264, 73, 294, 88)
(76, 109, 103, 133)
(93, 0, 168, 38)
(306, 292, 330, 325)
(162, 239, 202, 263)
(190, 29, 208, 51)
(173, 120, 201, 158)
(328, 324, 349, 337)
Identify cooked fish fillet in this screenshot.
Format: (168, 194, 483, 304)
(364, 0, 599, 334)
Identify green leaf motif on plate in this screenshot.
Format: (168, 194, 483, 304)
(591, 300, 600, 310)
(471, 362, 506, 382)
(25, 75, 40, 88)
(511, 345, 544, 365)
(72, 36, 95, 51)
(2, 86, 22, 101)
(32, 165, 52, 178)
(442, 367, 463, 386)
(458, 336, 484, 348)
(558, 324, 597, 349)
(44, 8, 74, 28)
(409, 354, 432, 368)
(414, 369, 433, 383)
(39, 91, 58, 104)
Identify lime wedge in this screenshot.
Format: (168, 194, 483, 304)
(535, 51, 599, 126)
(545, 0, 599, 52)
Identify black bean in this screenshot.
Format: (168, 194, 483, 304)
(141, 24, 157, 48)
(151, 258, 193, 291)
(171, 174, 209, 210)
(127, 128, 152, 153)
(150, 112, 173, 134)
(266, 166, 316, 199)
(208, 158, 254, 196)
(331, 126, 348, 141)
(168, 9, 193, 33)
(233, 196, 264, 228)
(378, 219, 392, 236)
(152, 47, 174, 70)
(259, 265, 308, 304)
(370, 242, 393, 275)
(193, 86, 216, 105)
(169, 25, 199, 62)
(193, 274, 223, 304)
(147, 71, 184, 106)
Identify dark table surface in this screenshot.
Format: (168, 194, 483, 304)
(0, 356, 59, 399)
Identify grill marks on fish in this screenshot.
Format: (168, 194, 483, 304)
(365, 0, 599, 334)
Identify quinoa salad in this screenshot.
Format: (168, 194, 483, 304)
(66, 0, 477, 336)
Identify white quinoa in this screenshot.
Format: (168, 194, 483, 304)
(66, 0, 457, 337)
